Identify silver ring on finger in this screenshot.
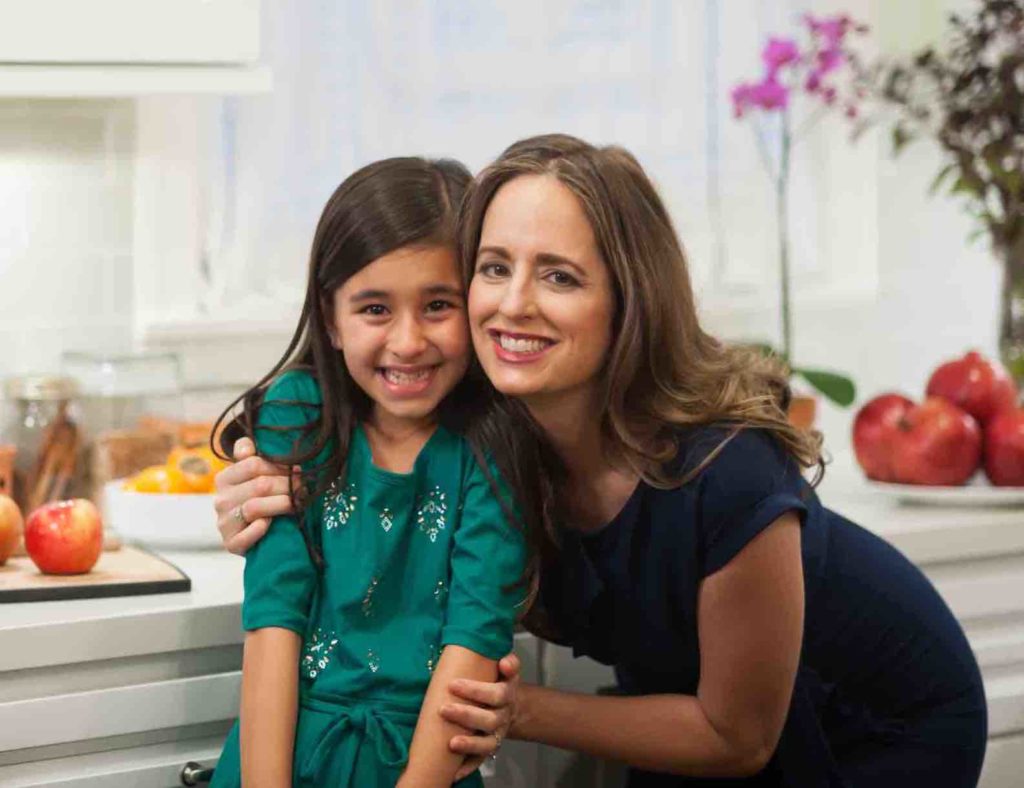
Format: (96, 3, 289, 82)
(233, 505, 248, 526)
(489, 731, 503, 760)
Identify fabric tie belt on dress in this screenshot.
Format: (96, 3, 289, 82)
(297, 690, 419, 787)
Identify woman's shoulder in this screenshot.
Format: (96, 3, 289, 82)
(667, 423, 808, 502)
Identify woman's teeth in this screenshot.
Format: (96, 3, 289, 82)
(498, 334, 551, 353)
(383, 368, 432, 384)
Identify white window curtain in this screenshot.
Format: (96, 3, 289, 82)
(184, 0, 876, 338)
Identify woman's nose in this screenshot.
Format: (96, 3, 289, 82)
(389, 315, 429, 358)
(498, 277, 537, 320)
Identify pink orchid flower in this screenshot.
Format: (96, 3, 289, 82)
(763, 37, 800, 75)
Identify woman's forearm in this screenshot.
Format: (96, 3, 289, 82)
(240, 628, 302, 787)
(512, 684, 771, 778)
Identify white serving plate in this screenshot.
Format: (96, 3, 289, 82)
(103, 480, 220, 550)
(862, 477, 1024, 507)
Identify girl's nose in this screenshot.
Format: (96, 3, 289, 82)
(389, 315, 429, 358)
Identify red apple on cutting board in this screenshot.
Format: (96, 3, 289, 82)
(0, 494, 23, 565)
(984, 408, 1024, 486)
(24, 499, 103, 575)
(926, 350, 1018, 427)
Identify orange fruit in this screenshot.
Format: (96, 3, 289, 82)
(130, 465, 181, 493)
(167, 447, 216, 493)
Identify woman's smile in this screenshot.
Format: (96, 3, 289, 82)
(488, 329, 557, 363)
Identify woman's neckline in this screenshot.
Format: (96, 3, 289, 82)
(575, 476, 645, 541)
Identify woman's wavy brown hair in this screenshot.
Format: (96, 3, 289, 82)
(459, 133, 824, 501)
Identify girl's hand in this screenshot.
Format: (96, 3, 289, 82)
(441, 653, 522, 780)
(213, 437, 297, 555)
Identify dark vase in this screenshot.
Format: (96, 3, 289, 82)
(999, 235, 1024, 392)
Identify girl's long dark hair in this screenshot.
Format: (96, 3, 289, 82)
(212, 156, 490, 568)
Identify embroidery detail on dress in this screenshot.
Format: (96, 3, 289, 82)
(415, 486, 448, 542)
(426, 643, 439, 674)
(367, 649, 381, 673)
(379, 507, 394, 533)
(324, 479, 358, 530)
(301, 628, 339, 680)
(433, 579, 447, 605)
(362, 576, 379, 617)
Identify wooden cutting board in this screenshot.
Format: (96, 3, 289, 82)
(0, 545, 190, 603)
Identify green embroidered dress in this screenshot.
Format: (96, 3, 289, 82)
(211, 371, 526, 788)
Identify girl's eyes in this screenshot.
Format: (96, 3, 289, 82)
(425, 299, 456, 313)
(358, 301, 457, 317)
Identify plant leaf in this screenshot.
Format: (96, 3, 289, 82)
(792, 368, 857, 407)
(929, 162, 958, 195)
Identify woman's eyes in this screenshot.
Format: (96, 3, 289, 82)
(477, 261, 510, 277)
(544, 269, 580, 288)
(360, 304, 388, 316)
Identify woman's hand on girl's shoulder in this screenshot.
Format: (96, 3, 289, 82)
(213, 437, 298, 555)
(441, 653, 522, 779)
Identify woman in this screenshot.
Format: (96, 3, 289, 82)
(214, 134, 987, 786)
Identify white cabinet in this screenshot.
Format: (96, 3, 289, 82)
(0, 0, 269, 96)
(0, 0, 260, 64)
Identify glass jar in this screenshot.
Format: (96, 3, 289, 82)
(2, 376, 80, 511)
(61, 351, 184, 435)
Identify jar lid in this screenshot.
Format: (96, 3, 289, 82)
(3, 375, 79, 401)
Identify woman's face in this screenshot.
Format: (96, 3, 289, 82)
(468, 174, 616, 411)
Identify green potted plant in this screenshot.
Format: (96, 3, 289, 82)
(878, 0, 1024, 388)
(731, 12, 862, 425)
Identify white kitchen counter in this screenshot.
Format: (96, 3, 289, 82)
(1, 457, 1022, 786)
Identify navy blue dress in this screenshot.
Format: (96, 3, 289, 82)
(539, 427, 987, 787)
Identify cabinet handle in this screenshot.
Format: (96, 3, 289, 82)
(180, 761, 216, 786)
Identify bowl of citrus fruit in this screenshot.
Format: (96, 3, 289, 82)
(105, 446, 228, 549)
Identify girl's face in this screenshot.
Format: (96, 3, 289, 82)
(330, 244, 469, 431)
(468, 175, 616, 411)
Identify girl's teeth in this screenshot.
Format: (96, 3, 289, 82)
(384, 368, 431, 384)
(499, 334, 550, 353)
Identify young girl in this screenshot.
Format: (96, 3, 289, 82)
(209, 157, 527, 788)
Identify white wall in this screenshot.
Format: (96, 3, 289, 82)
(0, 0, 1006, 447)
(0, 100, 136, 376)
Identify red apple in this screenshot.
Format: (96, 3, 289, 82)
(984, 408, 1024, 486)
(926, 350, 1018, 427)
(24, 499, 103, 575)
(0, 494, 22, 565)
(890, 397, 982, 485)
(852, 393, 916, 481)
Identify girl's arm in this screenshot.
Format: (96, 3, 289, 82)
(240, 627, 303, 787)
(446, 513, 804, 778)
(397, 645, 498, 788)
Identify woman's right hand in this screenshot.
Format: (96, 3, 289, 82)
(441, 653, 523, 780)
(213, 437, 296, 554)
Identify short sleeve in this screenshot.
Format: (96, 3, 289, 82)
(440, 456, 528, 660)
(241, 371, 321, 635)
(695, 428, 811, 577)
